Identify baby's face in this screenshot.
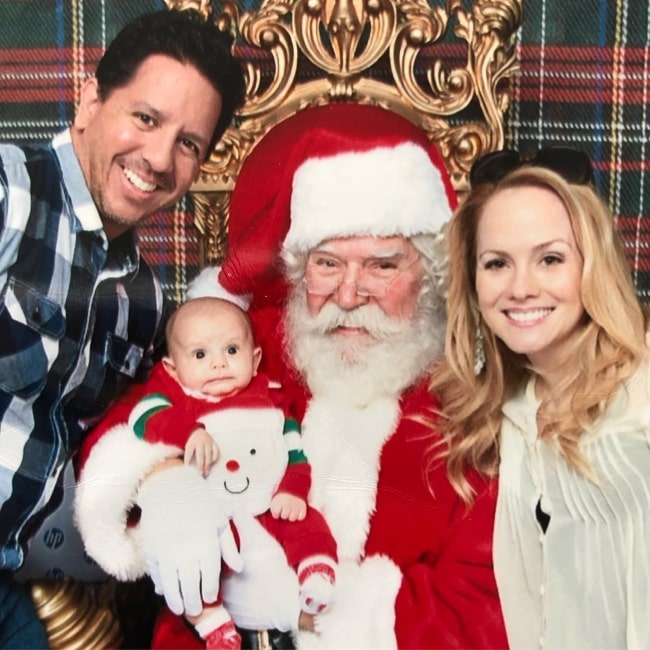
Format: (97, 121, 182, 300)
(165, 302, 261, 398)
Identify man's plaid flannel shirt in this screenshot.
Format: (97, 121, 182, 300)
(0, 130, 168, 570)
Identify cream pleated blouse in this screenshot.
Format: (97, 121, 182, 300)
(494, 360, 650, 649)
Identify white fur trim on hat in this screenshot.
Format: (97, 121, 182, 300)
(73, 424, 180, 581)
(186, 266, 252, 310)
(284, 143, 452, 252)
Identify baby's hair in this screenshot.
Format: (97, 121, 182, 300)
(166, 297, 254, 347)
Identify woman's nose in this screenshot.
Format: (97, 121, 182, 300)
(508, 266, 539, 300)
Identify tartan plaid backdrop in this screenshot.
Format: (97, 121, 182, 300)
(1, 0, 649, 302)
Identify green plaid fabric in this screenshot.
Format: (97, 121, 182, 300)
(506, 0, 650, 302)
(2, 0, 649, 302)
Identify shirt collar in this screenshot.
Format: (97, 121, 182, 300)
(53, 129, 140, 273)
(52, 129, 104, 235)
(502, 377, 540, 442)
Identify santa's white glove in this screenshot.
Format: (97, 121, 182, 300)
(136, 464, 241, 616)
(220, 512, 301, 632)
(298, 556, 336, 614)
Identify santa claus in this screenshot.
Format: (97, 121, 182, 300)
(76, 103, 506, 648)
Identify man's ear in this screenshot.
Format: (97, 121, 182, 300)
(74, 77, 101, 130)
(252, 347, 263, 375)
(162, 356, 178, 382)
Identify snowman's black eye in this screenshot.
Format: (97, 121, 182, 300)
(250, 448, 256, 455)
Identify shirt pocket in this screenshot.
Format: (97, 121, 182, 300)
(105, 332, 144, 379)
(0, 277, 65, 398)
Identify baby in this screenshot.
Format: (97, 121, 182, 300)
(123, 297, 336, 648)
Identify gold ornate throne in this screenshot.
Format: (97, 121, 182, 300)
(29, 0, 522, 647)
(174, 0, 523, 266)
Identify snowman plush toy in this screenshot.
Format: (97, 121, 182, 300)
(145, 402, 338, 649)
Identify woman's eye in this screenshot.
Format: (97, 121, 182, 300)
(484, 258, 505, 270)
(542, 254, 562, 265)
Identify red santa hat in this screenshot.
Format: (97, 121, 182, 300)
(188, 103, 457, 309)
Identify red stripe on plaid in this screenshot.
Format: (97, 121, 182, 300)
(516, 44, 649, 103)
(0, 47, 104, 64)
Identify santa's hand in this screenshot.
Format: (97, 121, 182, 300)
(298, 556, 336, 614)
(136, 463, 228, 616)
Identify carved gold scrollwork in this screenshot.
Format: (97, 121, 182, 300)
(165, 0, 213, 18)
(166, 0, 523, 263)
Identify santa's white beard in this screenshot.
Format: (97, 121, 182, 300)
(285, 288, 444, 406)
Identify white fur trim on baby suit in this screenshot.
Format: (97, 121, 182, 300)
(73, 424, 180, 581)
(297, 555, 403, 649)
(284, 143, 452, 253)
(186, 265, 252, 310)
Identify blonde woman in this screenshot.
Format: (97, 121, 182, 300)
(431, 148, 650, 648)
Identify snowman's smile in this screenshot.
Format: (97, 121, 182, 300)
(224, 477, 250, 494)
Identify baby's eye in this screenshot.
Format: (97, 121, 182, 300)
(194, 350, 206, 360)
(226, 345, 238, 355)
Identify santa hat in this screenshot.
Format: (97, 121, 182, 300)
(187, 103, 457, 309)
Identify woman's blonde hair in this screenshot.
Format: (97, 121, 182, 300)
(430, 165, 647, 502)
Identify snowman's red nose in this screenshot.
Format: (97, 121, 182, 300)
(226, 460, 239, 472)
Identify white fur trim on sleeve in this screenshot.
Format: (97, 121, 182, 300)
(186, 266, 252, 310)
(73, 424, 181, 581)
(297, 555, 402, 649)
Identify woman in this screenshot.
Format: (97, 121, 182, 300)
(431, 148, 650, 648)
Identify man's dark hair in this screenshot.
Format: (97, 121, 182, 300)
(95, 9, 246, 160)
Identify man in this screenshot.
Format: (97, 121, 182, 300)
(77, 104, 507, 648)
(0, 8, 244, 647)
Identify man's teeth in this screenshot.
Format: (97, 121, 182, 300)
(123, 168, 156, 192)
(507, 309, 551, 322)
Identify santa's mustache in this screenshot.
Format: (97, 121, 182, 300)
(301, 301, 406, 339)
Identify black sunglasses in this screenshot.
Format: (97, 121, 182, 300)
(469, 147, 594, 188)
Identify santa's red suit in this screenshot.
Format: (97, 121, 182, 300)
(242, 310, 506, 649)
(75, 103, 507, 648)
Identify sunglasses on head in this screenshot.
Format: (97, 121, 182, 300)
(469, 147, 594, 188)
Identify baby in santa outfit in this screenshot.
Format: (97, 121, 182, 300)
(105, 296, 337, 649)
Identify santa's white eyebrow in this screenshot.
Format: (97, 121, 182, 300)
(311, 245, 405, 259)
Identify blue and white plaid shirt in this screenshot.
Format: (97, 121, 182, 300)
(0, 130, 168, 570)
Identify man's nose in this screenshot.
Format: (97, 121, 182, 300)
(142, 132, 175, 175)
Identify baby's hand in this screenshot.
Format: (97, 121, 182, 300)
(185, 427, 219, 477)
(270, 492, 307, 521)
